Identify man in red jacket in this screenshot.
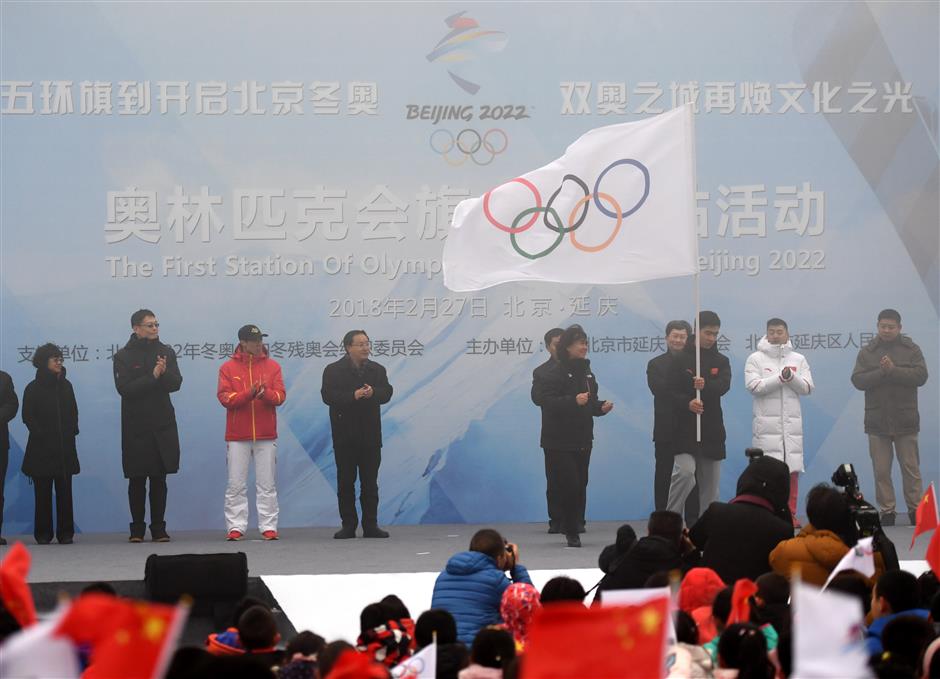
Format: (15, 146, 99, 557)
(217, 325, 286, 541)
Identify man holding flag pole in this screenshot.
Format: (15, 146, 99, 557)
(443, 105, 707, 532)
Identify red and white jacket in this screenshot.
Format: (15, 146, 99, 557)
(217, 346, 285, 441)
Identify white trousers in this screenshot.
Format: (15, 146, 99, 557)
(224, 440, 279, 533)
(666, 453, 721, 523)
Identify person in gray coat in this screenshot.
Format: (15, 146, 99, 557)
(851, 308, 928, 526)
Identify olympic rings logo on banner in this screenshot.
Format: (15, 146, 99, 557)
(482, 159, 650, 259)
(429, 128, 509, 166)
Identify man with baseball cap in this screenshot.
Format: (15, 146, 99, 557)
(217, 324, 286, 540)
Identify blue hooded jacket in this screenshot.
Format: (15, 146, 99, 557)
(865, 608, 930, 657)
(430, 550, 532, 645)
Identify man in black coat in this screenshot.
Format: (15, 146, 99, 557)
(113, 309, 182, 542)
(647, 320, 697, 518)
(689, 455, 793, 584)
(321, 329, 393, 539)
(0, 370, 19, 545)
(531, 327, 564, 534)
(595, 511, 696, 597)
(666, 310, 731, 521)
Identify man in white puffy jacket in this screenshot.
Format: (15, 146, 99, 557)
(744, 318, 814, 524)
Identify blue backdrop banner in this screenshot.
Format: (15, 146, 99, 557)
(1, 2, 937, 533)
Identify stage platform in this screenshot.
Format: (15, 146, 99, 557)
(6, 520, 932, 645)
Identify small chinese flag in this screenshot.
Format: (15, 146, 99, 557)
(911, 482, 939, 549)
(0, 541, 37, 628)
(521, 598, 670, 679)
(927, 529, 940, 580)
(55, 593, 188, 679)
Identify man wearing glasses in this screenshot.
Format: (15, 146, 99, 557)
(113, 309, 182, 542)
(321, 330, 393, 539)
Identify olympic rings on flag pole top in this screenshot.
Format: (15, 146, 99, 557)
(482, 158, 651, 259)
(429, 128, 508, 166)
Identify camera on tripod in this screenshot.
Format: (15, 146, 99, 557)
(831, 463, 899, 570)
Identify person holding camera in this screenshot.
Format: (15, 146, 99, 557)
(745, 318, 814, 525)
(688, 455, 793, 585)
(113, 308, 182, 543)
(430, 528, 532, 645)
(851, 309, 928, 527)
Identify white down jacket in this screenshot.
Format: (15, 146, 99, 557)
(744, 337, 814, 472)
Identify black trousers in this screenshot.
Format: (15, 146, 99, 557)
(33, 475, 74, 543)
(545, 447, 591, 535)
(0, 447, 7, 535)
(334, 445, 381, 529)
(654, 445, 699, 523)
(543, 450, 562, 529)
(128, 475, 167, 536)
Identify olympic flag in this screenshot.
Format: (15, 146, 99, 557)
(443, 105, 698, 291)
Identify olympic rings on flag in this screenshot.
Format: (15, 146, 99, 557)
(429, 128, 508, 166)
(482, 158, 650, 259)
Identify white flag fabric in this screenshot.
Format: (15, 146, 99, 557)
(391, 642, 436, 679)
(443, 104, 697, 291)
(792, 580, 873, 679)
(0, 612, 80, 679)
(823, 536, 875, 588)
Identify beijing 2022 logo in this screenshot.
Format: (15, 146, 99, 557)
(408, 11, 527, 166)
(483, 160, 650, 259)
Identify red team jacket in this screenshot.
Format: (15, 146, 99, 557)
(217, 347, 285, 441)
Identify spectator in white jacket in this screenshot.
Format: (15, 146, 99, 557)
(744, 318, 814, 525)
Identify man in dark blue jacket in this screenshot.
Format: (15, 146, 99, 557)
(430, 528, 532, 645)
(321, 329, 393, 539)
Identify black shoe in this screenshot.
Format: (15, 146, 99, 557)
(880, 512, 895, 527)
(547, 524, 561, 534)
(36, 537, 52, 545)
(334, 526, 357, 539)
(578, 525, 586, 534)
(363, 526, 390, 538)
(909, 511, 918, 526)
(151, 532, 171, 543)
(57, 537, 73, 545)
(0, 537, 6, 546)
(565, 534, 581, 548)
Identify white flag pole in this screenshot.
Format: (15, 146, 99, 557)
(685, 103, 703, 443)
(695, 274, 701, 442)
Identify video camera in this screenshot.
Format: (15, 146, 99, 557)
(831, 463, 899, 570)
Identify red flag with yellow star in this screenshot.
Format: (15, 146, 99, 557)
(54, 593, 188, 679)
(0, 541, 37, 628)
(521, 597, 670, 679)
(911, 482, 938, 549)
(927, 528, 940, 579)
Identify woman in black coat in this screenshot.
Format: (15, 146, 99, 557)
(21, 343, 80, 544)
(531, 325, 613, 547)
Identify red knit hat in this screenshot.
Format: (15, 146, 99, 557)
(678, 567, 726, 613)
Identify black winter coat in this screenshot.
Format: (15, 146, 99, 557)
(21, 367, 80, 477)
(113, 335, 182, 477)
(531, 358, 607, 451)
(0, 370, 17, 452)
(689, 456, 794, 584)
(596, 535, 694, 596)
(321, 356, 393, 449)
(647, 351, 681, 448)
(671, 338, 731, 460)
